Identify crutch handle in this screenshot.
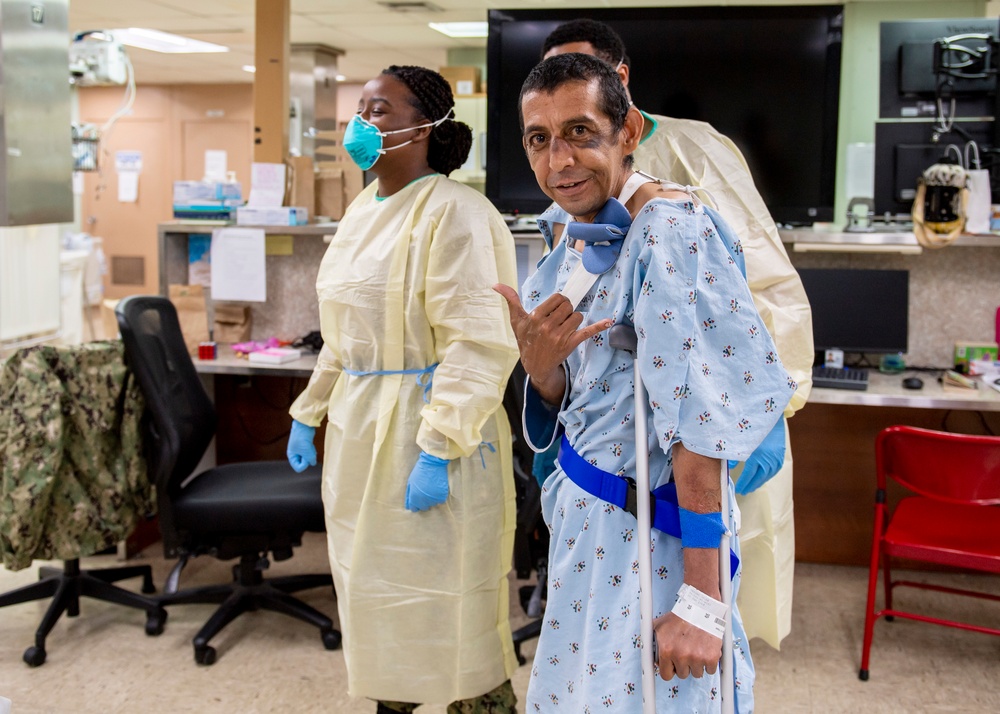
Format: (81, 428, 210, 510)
(609, 323, 638, 353)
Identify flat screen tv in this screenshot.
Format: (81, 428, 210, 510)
(486, 5, 843, 225)
(797, 268, 909, 355)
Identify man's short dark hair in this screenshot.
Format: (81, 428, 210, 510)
(541, 18, 630, 69)
(519, 53, 631, 136)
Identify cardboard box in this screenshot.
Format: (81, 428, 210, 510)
(439, 66, 481, 96)
(286, 156, 315, 216)
(954, 341, 999, 374)
(236, 206, 308, 226)
(173, 180, 242, 203)
(248, 347, 302, 365)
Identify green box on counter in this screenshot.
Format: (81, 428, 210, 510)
(954, 341, 999, 374)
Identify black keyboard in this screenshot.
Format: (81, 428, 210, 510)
(812, 365, 869, 391)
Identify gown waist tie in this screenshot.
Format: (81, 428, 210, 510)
(557, 434, 739, 576)
(342, 363, 493, 466)
(342, 363, 438, 403)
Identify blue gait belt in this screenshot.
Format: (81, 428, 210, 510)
(557, 434, 739, 575)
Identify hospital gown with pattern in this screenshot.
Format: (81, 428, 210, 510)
(522, 195, 795, 712)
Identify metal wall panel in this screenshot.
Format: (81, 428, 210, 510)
(0, 0, 73, 226)
(290, 43, 341, 159)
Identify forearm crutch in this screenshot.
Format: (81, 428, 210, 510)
(610, 325, 735, 714)
(719, 459, 735, 714)
(610, 324, 656, 714)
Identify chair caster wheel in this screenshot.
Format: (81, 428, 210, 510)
(141, 577, 156, 594)
(858, 669, 869, 681)
(194, 645, 217, 665)
(322, 628, 342, 650)
(884, 615, 894, 622)
(23, 646, 46, 667)
(145, 608, 167, 636)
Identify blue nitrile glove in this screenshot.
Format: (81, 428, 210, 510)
(730, 416, 786, 495)
(287, 419, 317, 473)
(405, 451, 451, 512)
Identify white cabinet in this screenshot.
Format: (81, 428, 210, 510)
(451, 95, 486, 192)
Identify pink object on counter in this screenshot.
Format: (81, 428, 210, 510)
(230, 338, 281, 355)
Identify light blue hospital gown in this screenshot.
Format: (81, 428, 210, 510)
(521, 195, 796, 713)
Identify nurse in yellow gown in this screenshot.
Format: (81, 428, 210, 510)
(287, 65, 520, 711)
(542, 20, 813, 649)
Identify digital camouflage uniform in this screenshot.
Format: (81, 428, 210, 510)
(378, 680, 517, 713)
(0, 341, 152, 571)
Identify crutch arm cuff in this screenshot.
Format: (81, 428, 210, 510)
(678, 508, 728, 549)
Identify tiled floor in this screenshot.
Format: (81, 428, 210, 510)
(1, 533, 998, 713)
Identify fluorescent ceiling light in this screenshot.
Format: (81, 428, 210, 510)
(110, 28, 229, 54)
(242, 65, 256, 73)
(335, 74, 347, 82)
(428, 22, 488, 39)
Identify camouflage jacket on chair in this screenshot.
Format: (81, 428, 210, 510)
(0, 341, 154, 571)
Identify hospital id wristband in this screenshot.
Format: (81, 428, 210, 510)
(671, 583, 728, 639)
(678, 508, 728, 549)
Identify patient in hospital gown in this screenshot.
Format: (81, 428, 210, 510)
(521, 195, 796, 712)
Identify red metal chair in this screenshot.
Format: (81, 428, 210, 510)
(859, 425, 1000, 680)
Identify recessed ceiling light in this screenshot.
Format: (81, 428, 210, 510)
(335, 74, 347, 82)
(242, 65, 256, 73)
(109, 28, 229, 54)
(379, 1, 443, 12)
(428, 22, 488, 39)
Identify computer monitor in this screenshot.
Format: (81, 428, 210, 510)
(486, 5, 843, 225)
(797, 268, 909, 355)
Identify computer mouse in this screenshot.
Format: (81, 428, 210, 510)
(902, 376, 924, 390)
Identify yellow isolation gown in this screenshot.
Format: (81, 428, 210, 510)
(634, 112, 814, 648)
(290, 174, 520, 703)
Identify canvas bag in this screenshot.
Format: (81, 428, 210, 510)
(964, 141, 991, 235)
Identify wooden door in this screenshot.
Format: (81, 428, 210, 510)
(79, 117, 171, 298)
(181, 120, 253, 189)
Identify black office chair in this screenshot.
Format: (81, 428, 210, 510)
(115, 295, 341, 665)
(0, 341, 166, 667)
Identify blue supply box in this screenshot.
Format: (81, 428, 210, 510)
(173, 180, 243, 220)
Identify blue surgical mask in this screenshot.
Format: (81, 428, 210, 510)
(343, 110, 454, 171)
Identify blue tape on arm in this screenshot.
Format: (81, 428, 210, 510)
(678, 508, 727, 549)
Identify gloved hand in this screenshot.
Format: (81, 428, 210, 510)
(731, 416, 786, 496)
(405, 451, 451, 512)
(287, 419, 317, 473)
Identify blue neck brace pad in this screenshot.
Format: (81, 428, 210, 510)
(565, 197, 633, 275)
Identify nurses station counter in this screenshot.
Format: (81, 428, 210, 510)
(157, 222, 1000, 568)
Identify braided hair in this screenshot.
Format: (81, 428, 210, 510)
(381, 65, 473, 176)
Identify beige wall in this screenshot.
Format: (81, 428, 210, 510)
(336, 83, 363, 127)
(78, 84, 253, 298)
